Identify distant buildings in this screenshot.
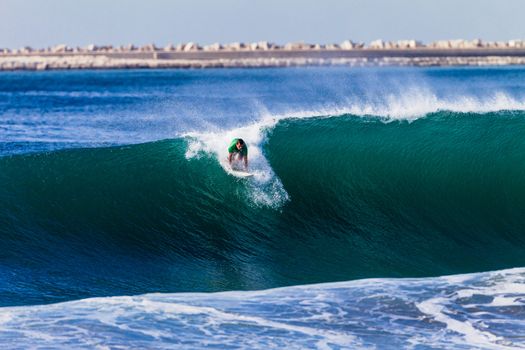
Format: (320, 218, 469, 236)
(1, 39, 525, 70)
(1, 39, 524, 55)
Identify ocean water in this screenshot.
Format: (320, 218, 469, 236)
(1, 67, 525, 349)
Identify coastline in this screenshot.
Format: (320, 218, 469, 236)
(2, 47, 525, 71)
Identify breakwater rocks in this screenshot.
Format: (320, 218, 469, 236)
(2, 39, 525, 70)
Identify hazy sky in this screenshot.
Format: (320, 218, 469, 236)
(1, 0, 524, 48)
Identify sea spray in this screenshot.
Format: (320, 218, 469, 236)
(4, 67, 525, 155)
(185, 118, 289, 208)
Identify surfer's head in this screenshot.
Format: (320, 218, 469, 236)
(236, 139, 245, 150)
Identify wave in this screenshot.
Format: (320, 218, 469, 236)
(0, 90, 154, 98)
(260, 89, 525, 121)
(1, 111, 525, 306)
(0, 267, 523, 349)
(3, 85, 525, 152)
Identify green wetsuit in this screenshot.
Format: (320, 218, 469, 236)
(228, 138, 248, 157)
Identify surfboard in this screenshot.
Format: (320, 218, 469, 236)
(222, 158, 254, 178)
(229, 169, 254, 178)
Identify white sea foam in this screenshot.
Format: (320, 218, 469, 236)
(417, 297, 505, 348)
(0, 268, 524, 349)
(185, 117, 290, 208)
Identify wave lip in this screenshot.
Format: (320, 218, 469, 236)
(272, 90, 525, 122)
(0, 268, 523, 349)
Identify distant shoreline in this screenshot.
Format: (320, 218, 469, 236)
(2, 40, 525, 70)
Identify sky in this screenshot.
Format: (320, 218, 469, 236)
(1, 0, 524, 48)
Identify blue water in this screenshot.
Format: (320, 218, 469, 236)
(1, 67, 525, 349)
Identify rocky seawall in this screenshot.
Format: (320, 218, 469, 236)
(2, 48, 525, 70)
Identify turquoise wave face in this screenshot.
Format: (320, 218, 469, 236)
(1, 111, 524, 306)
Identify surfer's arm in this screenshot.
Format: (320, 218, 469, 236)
(244, 156, 248, 169)
(228, 152, 233, 164)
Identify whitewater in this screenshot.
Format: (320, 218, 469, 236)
(1, 67, 525, 349)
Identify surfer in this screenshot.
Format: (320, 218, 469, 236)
(228, 138, 248, 170)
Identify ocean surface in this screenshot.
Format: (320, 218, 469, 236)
(1, 67, 524, 349)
